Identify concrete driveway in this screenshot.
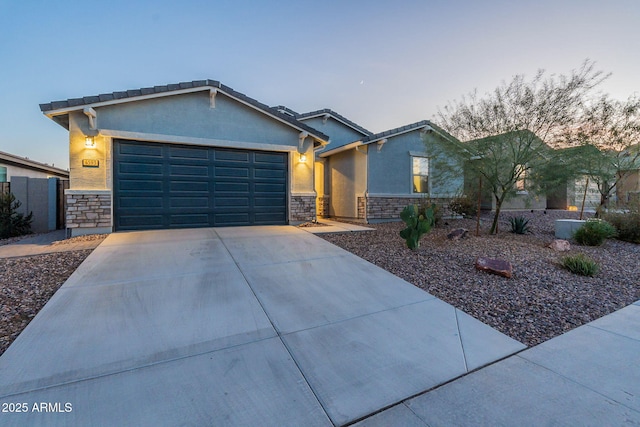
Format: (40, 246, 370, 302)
(0, 226, 524, 426)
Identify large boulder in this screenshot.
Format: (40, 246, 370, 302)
(548, 239, 571, 252)
(447, 228, 468, 240)
(475, 257, 513, 278)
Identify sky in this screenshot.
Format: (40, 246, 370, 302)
(1, 0, 639, 170)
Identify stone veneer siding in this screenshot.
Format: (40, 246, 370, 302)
(357, 197, 366, 219)
(364, 196, 452, 221)
(290, 194, 316, 222)
(317, 196, 330, 218)
(66, 192, 112, 230)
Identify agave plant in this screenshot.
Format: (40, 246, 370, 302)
(509, 216, 531, 235)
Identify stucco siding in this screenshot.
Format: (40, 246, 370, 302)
(368, 131, 463, 197)
(303, 117, 364, 149)
(95, 91, 302, 148)
(69, 112, 109, 190)
(329, 149, 366, 218)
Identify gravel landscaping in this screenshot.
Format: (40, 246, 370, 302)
(320, 210, 640, 347)
(0, 234, 106, 356)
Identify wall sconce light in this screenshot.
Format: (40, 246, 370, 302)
(85, 136, 96, 148)
(299, 153, 307, 163)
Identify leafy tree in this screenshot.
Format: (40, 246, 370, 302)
(559, 95, 640, 212)
(429, 61, 607, 234)
(0, 192, 33, 238)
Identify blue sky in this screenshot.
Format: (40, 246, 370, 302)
(1, 0, 638, 169)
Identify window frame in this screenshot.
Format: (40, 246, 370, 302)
(411, 155, 430, 194)
(515, 164, 528, 194)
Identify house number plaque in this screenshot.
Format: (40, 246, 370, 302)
(82, 159, 100, 168)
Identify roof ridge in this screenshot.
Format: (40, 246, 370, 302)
(296, 108, 373, 136)
(362, 119, 432, 142)
(39, 80, 329, 142)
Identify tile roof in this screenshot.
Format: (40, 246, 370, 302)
(40, 80, 329, 142)
(296, 108, 373, 137)
(361, 120, 433, 143)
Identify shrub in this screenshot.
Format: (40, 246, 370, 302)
(562, 253, 599, 277)
(400, 204, 435, 250)
(509, 216, 531, 234)
(449, 196, 476, 218)
(602, 203, 640, 244)
(0, 192, 33, 239)
(573, 218, 617, 246)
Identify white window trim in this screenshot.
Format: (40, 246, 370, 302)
(411, 155, 430, 194)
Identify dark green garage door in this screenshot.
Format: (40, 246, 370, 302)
(113, 139, 288, 231)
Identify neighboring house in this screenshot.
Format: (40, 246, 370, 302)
(617, 169, 640, 204)
(0, 151, 69, 232)
(0, 150, 68, 182)
(40, 80, 329, 236)
(318, 120, 462, 222)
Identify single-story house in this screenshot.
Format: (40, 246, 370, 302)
(318, 120, 462, 222)
(0, 150, 68, 182)
(618, 169, 640, 204)
(40, 80, 329, 236)
(0, 151, 69, 232)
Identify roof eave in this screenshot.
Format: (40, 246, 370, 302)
(319, 140, 363, 158)
(41, 83, 330, 144)
(298, 112, 372, 137)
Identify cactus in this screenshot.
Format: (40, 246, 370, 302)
(399, 204, 435, 250)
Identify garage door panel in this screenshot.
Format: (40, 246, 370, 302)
(215, 166, 250, 178)
(170, 181, 210, 192)
(118, 143, 163, 157)
(118, 162, 164, 175)
(170, 197, 210, 208)
(254, 197, 286, 207)
(254, 168, 286, 179)
(254, 212, 287, 223)
(119, 197, 164, 208)
(215, 197, 250, 207)
(119, 180, 163, 191)
(119, 215, 165, 228)
(169, 147, 210, 160)
(215, 182, 249, 193)
(170, 165, 210, 177)
(255, 183, 286, 193)
(170, 214, 210, 226)
(255, 152, 286, 164)
(214, 213, 251, 225)
(114, 140, 288, 230)
(215, 150, 250, 162)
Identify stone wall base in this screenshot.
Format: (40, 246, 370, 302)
(363, 196, 453, 222)
(317, 196, 330, 218)
(290, 194, 316, 223)
(66, 190, 112, 236)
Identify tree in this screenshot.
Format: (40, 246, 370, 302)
(429, 61, 607, 234)
(560, 95, 640, 212)
(0, 192, 33, 238)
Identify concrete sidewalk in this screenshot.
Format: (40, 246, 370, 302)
(0, 226, 523, 426)
(0, 230, 103, 258)
(357, 300, 640, 426)
(304, 219, 374, 234)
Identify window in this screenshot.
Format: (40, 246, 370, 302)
(0, 166, 6, 183)
(412, 157, 429, 193)
(515, 164, 527, 192)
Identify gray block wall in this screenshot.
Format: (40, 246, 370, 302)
(10, 176, 61, 233)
